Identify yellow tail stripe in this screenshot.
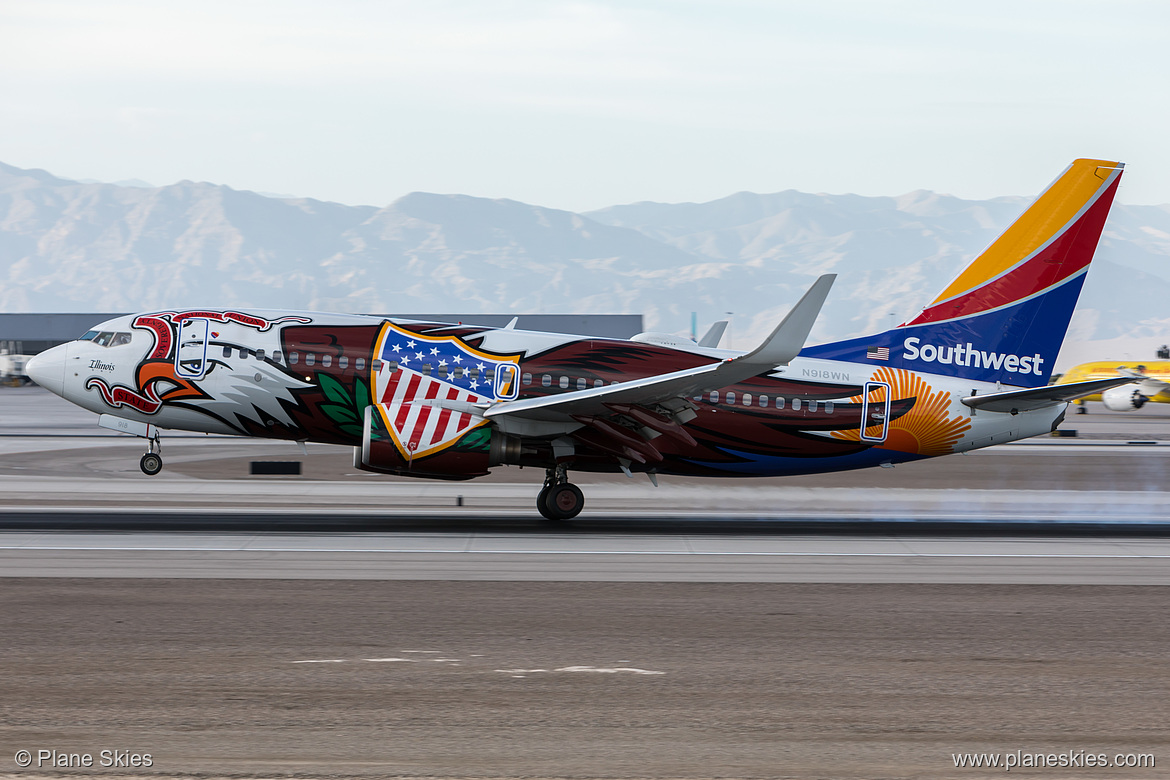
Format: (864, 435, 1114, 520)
(930, 158, 1121, 305)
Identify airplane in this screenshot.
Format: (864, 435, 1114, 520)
(1056, 360, 1170, 412)
(25, 158, 1134, 521)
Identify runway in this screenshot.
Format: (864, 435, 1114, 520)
(2, 530, 1170, 582)
(3, 578, 1168, 779)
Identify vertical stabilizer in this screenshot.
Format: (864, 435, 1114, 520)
(802, 159, 1124, 387)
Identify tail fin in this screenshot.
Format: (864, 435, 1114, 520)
(802, 158, 1124, 388)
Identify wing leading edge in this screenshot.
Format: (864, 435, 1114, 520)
(483, 275, 836, 423)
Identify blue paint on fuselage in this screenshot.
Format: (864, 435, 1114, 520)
(677, 446, 928, 477)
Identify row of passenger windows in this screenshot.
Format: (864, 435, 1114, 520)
(219, 348, 832, 410)
(697, 390, 834, 413)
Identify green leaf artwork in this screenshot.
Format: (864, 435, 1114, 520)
(455, 426, 492, 452)
(316, 373, 375, 439)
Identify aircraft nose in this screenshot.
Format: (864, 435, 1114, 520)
(26, 343, 67, 397)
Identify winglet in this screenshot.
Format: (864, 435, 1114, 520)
(730, 274, 835, 369)
(697, 320, 728, 348)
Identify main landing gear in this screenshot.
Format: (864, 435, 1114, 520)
(537, 464, 584, 521)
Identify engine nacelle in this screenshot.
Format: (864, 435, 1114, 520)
(354, 404, 522, 480)
(1101, 384, 1148, 411)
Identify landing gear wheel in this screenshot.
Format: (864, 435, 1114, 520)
(140, 452, 162, 476)
(546, 483, 585, 520)
(536, 486, 557, 521)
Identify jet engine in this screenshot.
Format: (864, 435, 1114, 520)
(353, 404, 523, 479)
(1101, 384, 1148, 411)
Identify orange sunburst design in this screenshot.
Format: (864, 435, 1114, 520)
(831, 367, 971, 455)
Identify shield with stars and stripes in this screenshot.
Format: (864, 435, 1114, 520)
(370, 322, 520, 459)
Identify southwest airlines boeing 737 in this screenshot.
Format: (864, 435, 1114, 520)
(26, 159, 1132, 520)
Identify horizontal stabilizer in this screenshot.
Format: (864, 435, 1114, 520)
(962, 377, 1135, 413)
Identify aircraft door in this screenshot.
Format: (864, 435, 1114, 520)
(860, 380, 890, 442)
(175, 318, 210, 379)
(495, 363, 519, 400)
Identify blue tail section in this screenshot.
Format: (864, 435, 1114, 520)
(802, 159, 1123, 388)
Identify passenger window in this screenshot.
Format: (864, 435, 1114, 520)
(522, 372, 532, 385)
(355, 357, 365, 371)
(223, 346, 231, 358)
(422, 363, 432, 376)
(372, 359, 383, 370)
(388, 361, 399, 371)
(594, 379, 604, 388)
(470, 367, 479, 380)
(289, 352, 299, 365)
(339, 355, 349, 369)
(322, 354, 332, 367)
(809, 399, 818, 412)
(455, 367, 464, 379)
(306, 353, 316, 366)
(256, 349, 265, 361)
(709, 390, 719, 403)
(726, 391, 736, 405)
(759, 395, 768, 407)
(577, 377, 587, 390)
(438, 365, 448, 378)
(793, 398, 802, 411)
(486, 369, 495, 381)
(743, 393, 752, 406)
(542, 374, 552, 387)
(273, 351, 282, 363)
(776, 397, 785, 410)
(559, 376, 569, 389)
(825, 401, 834, 414)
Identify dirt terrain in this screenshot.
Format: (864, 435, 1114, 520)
(2, 580, 1167, 779)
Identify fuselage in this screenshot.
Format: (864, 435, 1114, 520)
(29, 308, 1064, 480)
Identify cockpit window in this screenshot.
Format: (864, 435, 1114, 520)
(87, 331, 133, 348)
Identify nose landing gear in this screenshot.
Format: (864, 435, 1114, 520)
(537, 464, 584, 521)
(139, 433, 163, 476)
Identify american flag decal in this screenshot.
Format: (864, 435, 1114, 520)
(371, 322, 520, 460)
(866, 346, 890, 361)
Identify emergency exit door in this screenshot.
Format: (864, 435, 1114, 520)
(859, 381, 890, 442)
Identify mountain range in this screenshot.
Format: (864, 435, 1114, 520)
(3, 161, 1168, 368)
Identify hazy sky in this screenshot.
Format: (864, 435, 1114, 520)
(3, 0, 1169, 211)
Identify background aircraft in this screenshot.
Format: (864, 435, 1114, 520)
(26, 159, 1130, 520)
(1057, 360, 1170, 412)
